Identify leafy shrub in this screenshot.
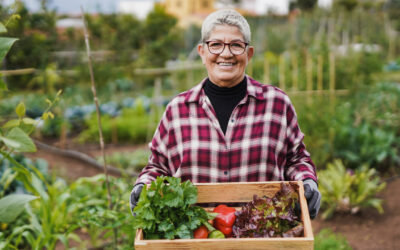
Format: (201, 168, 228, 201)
(0, 154, 49, 197)
(78, 103, 158, 144)
(102, 148, 150, 173)
(332, 82, 400, 171)
(69, 174, 135, 248)
(314, 228, 352, 250)
(318, 159, 386, 219)
(40, 116, 69, 138)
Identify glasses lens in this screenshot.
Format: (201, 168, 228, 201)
(230, 42, 246, 55)
(208, 42, 224, 54)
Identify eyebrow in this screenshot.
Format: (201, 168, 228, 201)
(208, 39, 245, 42)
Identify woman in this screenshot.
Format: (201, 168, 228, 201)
(130, 9, 321, 219)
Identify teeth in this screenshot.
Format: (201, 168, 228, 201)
(218, 62, 234, 66)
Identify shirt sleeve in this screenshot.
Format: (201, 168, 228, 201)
(135, 107, 173, 185)
(284, 99, 318, 183)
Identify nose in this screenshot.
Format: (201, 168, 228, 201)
(220, 44, 233, 57)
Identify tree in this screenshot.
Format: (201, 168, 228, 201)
(1, 1, 58, 89)
(386, 0, 400, 31)
(136, 5, 183, 67)
(295, 0, 318, 11)
(335, 0, 359, 12)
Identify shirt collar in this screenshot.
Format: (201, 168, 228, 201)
(184, 75, 266, 103)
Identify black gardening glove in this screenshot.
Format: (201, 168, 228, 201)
(129, 183, 144, 215)
(303, 179, 321, 219)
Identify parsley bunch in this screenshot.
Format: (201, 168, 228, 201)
(132, 176, 214, 239)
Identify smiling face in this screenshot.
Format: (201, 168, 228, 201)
(198, 25, 254, 88)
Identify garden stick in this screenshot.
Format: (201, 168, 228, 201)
(291, 51, 298, 91)
(279, 54, 285, 90)
(263, 53, 270, 84)
(81, 7, 118, 247)
(80, 7, 113, 209)
(329, 52, 336, 101)
(306, 50, 313, 104)
(247, 59, 253, 77)
(317, 54, 323, 92)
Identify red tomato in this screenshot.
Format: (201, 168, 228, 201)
(193, 225, 209, 239)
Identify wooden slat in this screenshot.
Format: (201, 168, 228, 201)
(298, 181, 313, 239)
(135, 236, 313, 250)
(196, 181, 283, 203)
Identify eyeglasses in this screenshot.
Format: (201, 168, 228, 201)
(205, 40, 249, 55)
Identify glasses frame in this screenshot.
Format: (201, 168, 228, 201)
(205, 40, 249, 55)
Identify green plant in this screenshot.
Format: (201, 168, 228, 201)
(132, 176, 215, 239)
(78, 104, 158, 144)
(68, 174, 135, 248)
(101, 148, 150, 173)
(314, 228, 352, 250)
(319, 159, 386, 219)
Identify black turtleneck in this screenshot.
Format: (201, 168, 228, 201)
(203, 77, 247, 134)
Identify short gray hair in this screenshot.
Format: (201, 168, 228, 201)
(201, 9, 251, 44)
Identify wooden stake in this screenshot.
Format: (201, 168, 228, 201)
(317, 54, 323, 92)
(148, 76, 162, 141)
(247, 60, 253, 77)
(81, 7, 117, 246)
(81, 5, 113, 214)
(291, 51, 298, 91)
(263, 54, 270, 84)
(306, 50, 313, 104)
(279, 54, 285, 90)
(329, 52, 336, 104)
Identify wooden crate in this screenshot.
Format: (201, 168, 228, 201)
(134, 181, 314, 250)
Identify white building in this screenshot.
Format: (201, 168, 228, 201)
(117, 0, 159, 19)
(216, 0, 333, 15)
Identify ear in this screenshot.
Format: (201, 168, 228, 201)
(246, 46, 254, 62)
(197, 43, 206, 64)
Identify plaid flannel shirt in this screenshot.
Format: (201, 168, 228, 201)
(135, 76, 317, 184)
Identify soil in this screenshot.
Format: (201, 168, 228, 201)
(27, 140, 400, 250)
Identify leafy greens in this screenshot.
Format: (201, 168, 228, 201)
(132, 176, 214, 239)
(233, 182, 304, 238)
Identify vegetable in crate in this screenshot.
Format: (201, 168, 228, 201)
(233, 182, 304, 238)
(193, 225, 209, 239)
(213, 204, 236, 236)
(132, 176, 215, 240)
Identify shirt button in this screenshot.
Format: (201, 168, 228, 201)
(224, 171, 228, 175)
(230, 119, 235, 123)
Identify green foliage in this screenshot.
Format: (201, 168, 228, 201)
(40, 116, 68, 138)
(386, 0, 400, 31)
(331, 83, 400, 171)
(314, 228, 352, 250)
(78, 104, 158, 144)
(136, 5, 183, 67)
(293, 0, 318, 11)
(333, 122, 399, 170)
(319, 159, 386, 219)
(102, 148, 150, 173)
(0, 194, 37, 223)
(132, 176, 215, 240)
(334, 0, 359, 11)
(1, 2, 58, 89)
(68, 174, 135, 248)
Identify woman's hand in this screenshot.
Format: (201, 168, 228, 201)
(129, 183, 144, 215)
(303, 179, 321, 219)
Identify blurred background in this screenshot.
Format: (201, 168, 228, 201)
(0, 0, 399, 249)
